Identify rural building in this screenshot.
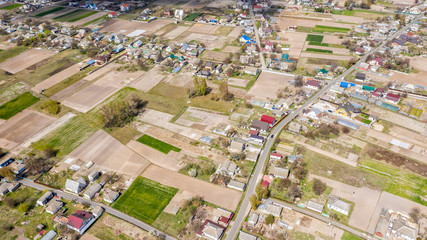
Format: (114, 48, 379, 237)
(37, 191, 54, 206)
(217, 160, 238, 177)
(305, 108, 322, 120)
(239, 231, 259, 240)
(288, 155, 298, 163)
(248, 213, 259, 226)
(92, 206, 104, 218)
(385, 92, 401, 104)
(103, 189, 120, 203)
(258, 202, 282, 217)
(197, 220, 225, 240)
(175, 9, 185, 19)
(40, 230, 57, 240)
(337, 118, 359, 130)
(306, 80, 320, 90)
(229, 140, 245, 153)
(307, 200, 324, 213)
(83, 183, 102, 200)
(120, 3, 130, 12)
(227, 180, 246, 191)
(355, 72, 366, 82)
(270, 153, 282, 161)
(88, 170, 100, 182)
(246, 152, 259, 162)
(250, 120, 269, 133)
(250, 134, 264, 144)
(65, 178, 87, 194)
(288, 122, 302, 133)
(46, 199, 64, 215)
(260, 115, 275, 126)
(0, 182, 20, 196)
(108, 12, 117, 18)
(335, 102, 359, 118)
(269, 166, 289, 179)
(327, 195, 351, 215)
(67, 210, 96, 234)
(0, 158, 14, 168)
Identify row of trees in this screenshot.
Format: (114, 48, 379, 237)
(101, 93, 146, 128)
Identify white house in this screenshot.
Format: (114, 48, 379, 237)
(327, 195, 351, 215)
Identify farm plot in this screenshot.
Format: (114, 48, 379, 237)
(163, 71, 193, 87)
(67, 130, 150, 176)
(0, 3, 22, 10)
(175, 107, 229, 132)
(0, 48, 55, 74)
(223, 46, 240, 53)
(0, 92, 39, 120)
(101, 18, 172, 35)
(62, 70, 143, 113)
(70, 11, 108, 26)
(248, 71, 295, 100)
(163, 26, 190, 39)
(129, 65, 167, 92)
(53, 9, 97, 22)
(33, 6, 66, 17)
(201, 50, 229, 62)
(278, 31, 307, 59)
(187, 23, 219, 34)
(136, 134, 181, 154)
(0, 110, 55, 150)
(299, 52, 353, 60)
(113, 176, 178, 224)
(142, 164, 242, 210)
(228, 77, 248, 87)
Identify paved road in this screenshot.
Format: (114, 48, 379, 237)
(225, 12, 424, 240)
(19, 179, 175, 240)
(249, 2, 266, 69)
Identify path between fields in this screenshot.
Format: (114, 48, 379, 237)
(141, 165, 242, 211)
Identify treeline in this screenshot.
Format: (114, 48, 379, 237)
(101, 93, 146, 128)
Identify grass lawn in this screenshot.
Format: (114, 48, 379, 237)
(0, 3, 22, 10)
(304, 150, 388, 190)
(306, 48, 333, 54)
(34, 7, 65, 17)
(113, 177, 178, 224)
(313, 25, 351, 33)
(184, 12, 202, 21)
(0, 46, 29, 63)
(341, 231, 363, 240)
(359, 159, 427, 205)
(137, 134, 181, 154)
(301, 179, 333, 203)
(53, 9, 96, 22)
(306, 34, 324, 42)
(189, 95, 234, 113)
(32, 114, 99, 157)
(0, 92, 39, 120)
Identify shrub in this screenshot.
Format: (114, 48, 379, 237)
(312, 178, 327, 195)
(40, 100, 60, 115)
(265, 214, 275, 225)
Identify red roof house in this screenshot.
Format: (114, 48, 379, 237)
(249, 129, 258, 135)
(270, 152, 282, 161)
(67, 210, 95, 234)
(261, 115, 276, 125)
(385, 92, 400, 104)
(306, 80, 320, 89)
(108, 12, 117, 18)
(372, 88, 384, 98)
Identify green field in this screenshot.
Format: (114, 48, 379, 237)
(341, 232, 363, 240)
(410, 108, 422, 118)
(113, 177, 178, 224)
(0, 92, 39, 120)
(313, 25, 351, 33)
(306, 34, 324, 42)
(34, 7, 65, 17)
(43, 66, 93, 97)
(53, 9, 97, 22)
(306, 48, 333, 54)
(184, 12, 202, 21)
(0, 3, 22, 10)
(137, 134, 181, 154)
(0, 46, 29, 63)
(83, 14, 109, 26)
(308, 41, 329, 47)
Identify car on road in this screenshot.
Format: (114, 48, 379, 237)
(271, 134, 274, 138)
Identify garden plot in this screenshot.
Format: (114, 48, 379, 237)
(228, 26, 243, 38)
(67, 130, 150, 177)
(0, 110, 55, 150)
(331, 14, 364, 24)
(32, 60, 86, 93)
(62, 70, 143, 113)
(202, 50, 229, 62)
(130, 65, 167, 92)
(228, 78, 248, 87)
(0, 48, 55, 74)
(142, 164, 242, 210)
(101, 18, 172, 35)
(302, 45, 350, 55)
(278, 32, 307, 59)
(322, 35, 344, 44)
(223, 46, 240, 53)
(163, 71, 193, 87)
(175, 107, 229, 132)
(70, 11, 107, 26)
(187, 23, 219, 34)
(163, 26, 190, 39)
(248, 71, 295, 100)
(299, 52, 353, 60)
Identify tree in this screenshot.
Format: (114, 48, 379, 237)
(312, 178, 327, 195)
(256, 184, 269, 199)
(293, 166, 307, 180)
(219, 82, 233, 101)
(18, 202, 30, 213)
(0, 167, 14, 182)
(294, 75, 304, 87)
(278, 178, 291, 189)
(26, 156, 49, 175)
(4, 197, 15, 208)
(287, 183, 302, 200)
(250, 194, 261, 209)
(265, 214, 275, 225)
(409, 208, 420, 223)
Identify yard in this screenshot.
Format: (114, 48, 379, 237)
(53, 9, 97, 22)
(33, 7, 65, 17)
(136, 134, 181, 154)
(113, 177, 178, 224)
(0, 92, 39, 120)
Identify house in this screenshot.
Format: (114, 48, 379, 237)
(0, 184, 9, 196)
(260, 115, 275, 126)
(335, 102, 359, 118)
(239, 231, 259, 240)
(305, 108, 322, 120)
(327, 195, 351, 215)
(103, 189, 120, 204)
(248, 213, 259, 226)
(385, 92, 400, 104)
(217, 160, 238, 177)
(251, 120, 269, 133)
(306, 80, 320, 90)
(258, 202, 283, 217)
(67, 210, 96, 234)
(88, 170, 100, 182)
(227, 180, 246, 191)
(205, 62, 216, 72)
(92, 206, 104, 218)
(164, 9, 173, 17)
(240, 34, 252, 43)
(120, 3, 130, 12)
(175, 9, 185, 20)
(83, 183, 102, 200)
(307, 200, 324, 213)
(372, 88, 384, 98)
(46, 199, 64, 215)
(37, 191, 54, 206)
(288, 122, 302, 133)
(108, 12, 117, 18)
(246, 152, 259, 162)
(355, 72, 366, 82)
(197, 220, 225, 240)
(0, 158, 14, 168)
(40, 230, 57, 240)
(166, 44, 176, 53)
(65, 178, 87, 194)
(391, 220, 418, 240)
(244, 67, 258, 75)
(250, 134, 264, 144)
(270, 153, 282, 161)
(269, 166, 289, 179)
(229, 140, 245, 153)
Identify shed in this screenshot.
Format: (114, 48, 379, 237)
(227, 180, 246, 191)
(307, 200, 324, 213)
(83, 183, 102, 200)
(40, 230, 57, 240)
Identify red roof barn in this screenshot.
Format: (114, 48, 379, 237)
(261, 115, 275, 125)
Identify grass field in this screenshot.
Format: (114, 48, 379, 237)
(0, 92, 39, 120)
(306, 48, 333, 54)
(33, 7, 65, 17)
(83, 14, 109, 26)
(184, 12, 202, 21)
(359, 159, 427, 205)
(113, 177, 178, 224)
(0, 3, 22, 10)
(32, 114, 99, 157)
(108, 125, 141, 144)
(53, 9, 97, 22)
(189, 95, 235, 113)
(289, 231, 315, 240)
(313, 25, 351, 33)
(137, 134, 181, 154)
(306, 34, 324, 42)
(341, 232, 363, 240)
(0, 46, 29, 63)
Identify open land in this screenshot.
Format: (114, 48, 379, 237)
(101, 18, 173, 35)
(175, 107, 229, 132)
(0, 48, 55, 74)
(0, 109, 55, 150)
(248, 71, 294, 100)
(142, 164, 242, 210)
(70, 11, 108, 26)
(202, 50, 230, 62)
(129, 65, 167, 92)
